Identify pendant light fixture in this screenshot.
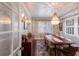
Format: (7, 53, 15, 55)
(51, 13, 60, 25)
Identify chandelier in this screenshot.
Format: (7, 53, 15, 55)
(51, 13, 60, 25)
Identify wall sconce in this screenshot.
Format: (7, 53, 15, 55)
(21, 13, 26, 30)
(25, 19, 31, 24)
(21, 13, 31, 30)
(51, 13, 60, 25)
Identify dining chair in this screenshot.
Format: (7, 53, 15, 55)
(56, 46, 79, 56)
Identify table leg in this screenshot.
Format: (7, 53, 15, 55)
(54, 44, 57, 56)
(69, 44, 71, 47)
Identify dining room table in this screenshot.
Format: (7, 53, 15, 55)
(44, 35, 75, 56)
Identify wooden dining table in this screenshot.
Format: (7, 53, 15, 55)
(44, 35, 75, 56)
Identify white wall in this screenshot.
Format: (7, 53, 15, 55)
(62, 8, 79, 47)
(0, 2, 31, 56)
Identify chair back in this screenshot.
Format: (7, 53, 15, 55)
(62, 46, 79, 56)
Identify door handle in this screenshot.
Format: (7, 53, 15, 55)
(20, 47, 24, 51)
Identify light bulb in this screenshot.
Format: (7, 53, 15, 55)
(51, 20, 60, 25)
(51, 13, 60, 25)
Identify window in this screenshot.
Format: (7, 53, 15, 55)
(38, 22, 45, 33)
(78, 17, 79, 25)
(38, 21, 52, 33)
(78, 17, 79, 35)
(66, 19, 74, 34)
(78, 27, 79, 35)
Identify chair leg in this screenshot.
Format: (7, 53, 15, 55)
(75, 51, 79, 56)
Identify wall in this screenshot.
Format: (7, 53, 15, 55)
(0, 2, 31, 56)
(31, 19, 53, 38)
(61, 7, 79, 47)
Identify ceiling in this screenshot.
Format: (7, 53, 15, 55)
(24, 2, 79, 20)
(24, 2, 54, 18)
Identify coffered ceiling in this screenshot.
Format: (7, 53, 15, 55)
(23, 2, 79, 20)
(2, 2, 79, 20)
(24, 2, 54, 18)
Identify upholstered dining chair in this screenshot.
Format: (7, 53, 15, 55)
(56, 46, 79, 56)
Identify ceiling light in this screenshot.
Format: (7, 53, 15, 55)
(51, 13, 60, 25)
(21, 13, 25, 18)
